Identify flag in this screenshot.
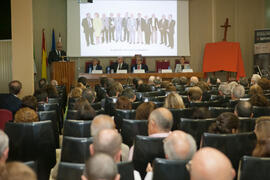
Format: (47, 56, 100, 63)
(51, 29, 56, 51)
(41, 29, 47, 79)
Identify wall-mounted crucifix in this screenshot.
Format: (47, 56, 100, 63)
(220, 18, 231, 41)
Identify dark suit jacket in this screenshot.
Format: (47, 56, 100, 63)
(48, 50, 67, 63)
(0, 94, 22, 114)
(87, 64, 103, 73)
(131, 64, 148, 73)
(111, 62, 129, 73)
(82, 18, 94, 33)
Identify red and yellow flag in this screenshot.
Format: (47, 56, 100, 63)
(41, 29, 47, 79)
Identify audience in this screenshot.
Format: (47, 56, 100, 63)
(50, 79, 58, 87)
(70, 87, 83, 99)
(14, 107, 39, 123)
(189, 147, 235, 180)
(164, 92, 185, 109)
(0, 130, 9, 163)
(77, 77, 88, 87)
(34, 88, 48, 103)
(115, 96, 132, 110)
(208, 112, 239, 134)
(46, 84, 59, 98)
(122, 88, 136, 102)
(250, 94, 270, 107)
(251, 74, 261, 85)
(188, 86, 203, 103)
(249, 84, 263, 96)
(148, 76, 156, 85)
(252, 116, 270, 157)
(6, 161, 37, 180)
(74, 97, 96, 120)
(82, 88, 96, 104)
(234, 101, 253, 118)
(0, 80, 22, 114)
(82, 153, 120, 180)
(135, 102, 156, 120)
(145, 130, 197, 180)
(137, 84, 152, 92)
(257, 78, 270, 90)
(231, 85, 245, 100)
(21, 95, 38, 111)
(38, 78, 47, 89)
(190, 76, 199, 86)
(239, 77, 249, 88)
(192, 107, 211, 119)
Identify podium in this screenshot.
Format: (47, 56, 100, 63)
(51, 62, 75, 93)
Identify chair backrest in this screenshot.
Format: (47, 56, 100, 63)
(48, 98, 60, 104)
(61, 136, 93, 163)
(5, 121, 56, 180)
(63, 120, 92, 138)
(201, 132, 256, 172)
(208, 107, 234, 118)
(37, 110, 59, 148)
(104, 97, 117, 116)
(238, 117, 255, 133)
(152, 158, 189, 180)
(121, 119, 148, 147)
(169, 108, 195, 130)
(114, 109, 136, 130)
(117, 161, 135, 180)
(252, 106, 270, 117)
(0, 109, 12, 130)
(238, 156, 270, 180)
(156, 60, 170, 72)
(179, 118, 216, 148)
(24, 161, 38, 174)
(132, 101, 143, 109)
(66, 110, 81, 120)
(133, 135, 165, 178)
(57, 162, 85, 180)
(91, 102, 101, 110)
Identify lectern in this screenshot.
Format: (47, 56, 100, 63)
(51, 62, 75, 93)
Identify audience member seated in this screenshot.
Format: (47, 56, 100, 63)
(144, 130, 197, 180)
(116, 96, 132, 110)
(234, 101, 253, 118)
(257, 78, 270, 91)
(122, 88, 136, 102)
(111, 57, 129, 73)
(187, 86, 203, 103)
(197, 81, 210, 100)
(137, 84, 152, 92)
(87, 58, 102, 73)
(249, 84, 263, 96)
(161, 81, 170, 89)
(21, 95, 38, 111)
(38, 78, 47, 89)
(189, 147, 235, 180)
(135, 102, 156, 120)
(133, 78, 144, 89)
(14, 107, 39, 123)
(50, 79, 58, 87)
(34, 89, 48, 104)
(74, 97, 96, 120)
(252, 116, 270, 157)
(0, 80, 22, 114)
(89, 129, 141, 179)
(250, 94, 270, 107)
(164, 92, 185, 109)
(148, 76, 156, 85)
(179, 76, 188, 86)
(77, 77, 88, 87)
(239, 77, 249, 88)
(153, 78, 162, 88)
(131, 56, 148, 73)
(82, 153, 120, 180)
(91, 115, 129, 162)
(218, 82, 231, 97)
(128, 108, 173, 160)
(6, 161, 37, 180)
(192, 107, 211, 119)
(76, 82, 86, 90)
(207, 76, 218, 86)
(189, 76, 199, 86)
(45, 84, 59, 98)
(69, 87, 83, 99)
(0, 130, 9, 164)
(82, 88, 96, 104)
(208, 112, 239, 134)
(251, 74, 261, 85)
(166, 85, 176, 92)
(171, 78, 180, 86)
(231, 85, 245, 100)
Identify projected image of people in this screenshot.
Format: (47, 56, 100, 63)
(82, 13, 94, 46)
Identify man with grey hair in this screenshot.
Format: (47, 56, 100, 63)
(190, 76, 199, 86)
(0, 130, 9, 163)
(91, 115, 129, 161)
(82, 88, 96, 104)
(148, 76, 156, 85)
(231, 84, 245, 100)
(218, 82, 231, 96)
(144, 130, 197, 180)
(89, 129, 141, 180)
(82, 153, 120, 180)
(128, 108, 173, 160)
(251, 74, 261, 85)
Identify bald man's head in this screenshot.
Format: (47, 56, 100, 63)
(148, 108, 173, 135)
(91, 115, 116, 137)
(164, 130, 197, 160)
(91, 129, 122, 161)
(190, 147, 235, 180)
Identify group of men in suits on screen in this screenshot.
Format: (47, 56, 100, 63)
(82, 12, 176, 48)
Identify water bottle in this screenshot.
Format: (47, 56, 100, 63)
(89, 67, 92, 74)
(168, 66, 170, 69)
(107, 66, 110, 74)
(133, 66, 135, 73)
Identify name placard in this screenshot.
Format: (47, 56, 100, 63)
(182, 69, 193, 72)
(133, 69, 145, 73)
(116, 69, 128, 74)
(91, 70, 103, 74)
(161, 69, 173, 73)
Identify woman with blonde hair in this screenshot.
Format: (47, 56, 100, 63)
(70, 87, 83, 99)
(252, 116, 270, 157)
(164, 92, 185, 109)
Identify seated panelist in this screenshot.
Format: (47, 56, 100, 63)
(175, 56, 190, 72)
(87, 59, 102, 73)
(48, 42, 67, 63)
(131, 57, 148, 73)
(111, 57, 129, 73)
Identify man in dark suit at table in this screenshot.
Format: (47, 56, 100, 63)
(82, 13, 94, 46)
(131, 56, 148, 73)
(87, 59, 103, 73)
(48, 42, 67, 63)
(111, 57, 129, 73)
(0, 80, 22, 114)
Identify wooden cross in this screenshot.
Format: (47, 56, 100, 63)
(221, 18, 231, 41)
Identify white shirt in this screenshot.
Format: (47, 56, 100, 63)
(144, 171, 153, 180)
